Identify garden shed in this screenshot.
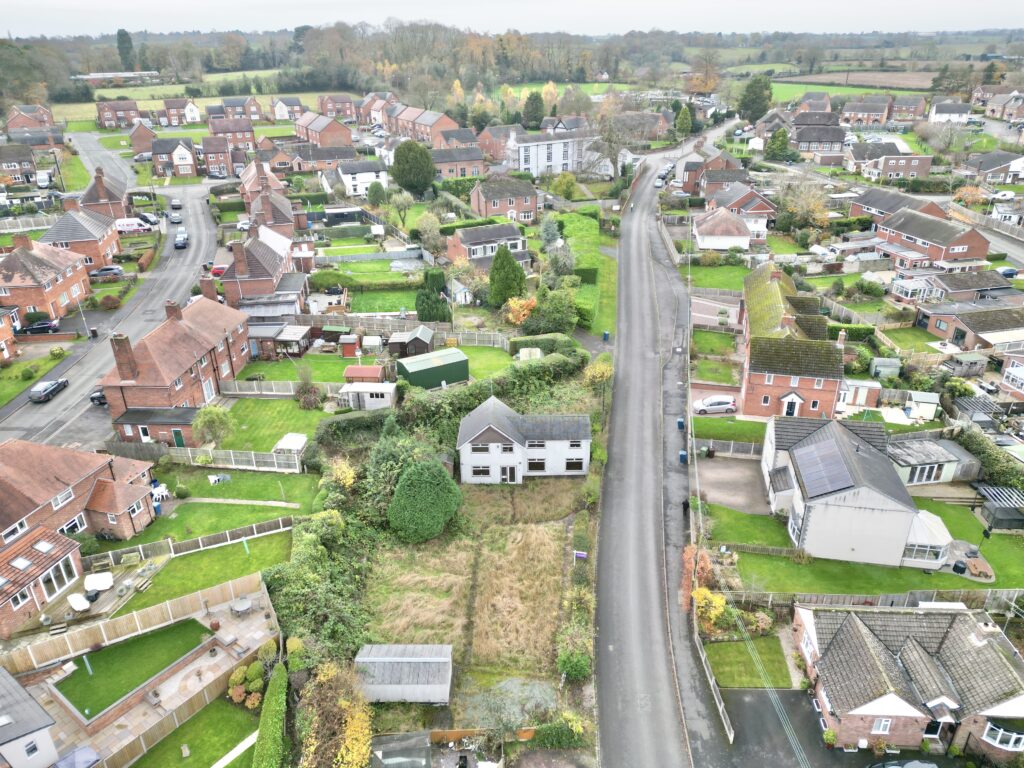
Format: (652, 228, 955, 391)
(397, 348, 469, 389)
(976, 485, 1024, 531)
(388, 325, 435, 358)
(355, 644, 452, 704)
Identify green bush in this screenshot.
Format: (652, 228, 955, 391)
(826, 323, 875, 342)
(957, 427, 1024, 490)
(288, 191, 328, 205)
(174, 484, 191, 499)
(315, 410, 391, 451)
(69, 533, 100, 557)
(246, 676, 265, 693)
(533, 714, 592, 749)
(214, 198, 247, 213)
(573, 267, 599, 285)
(387, 460, 462, 543)
(228, 666, 247, 688)
(257, 639, 278, 664)
(507, 332, 579, 357)
(19, 366, 38, 381)
(251, 664, 287, 768)
(829, 215, 873, 236)
(438, 217, 499, 236)
(438, 177, 480, 201)
(49, 346, 67, 360)
(245, 660, 265, 683)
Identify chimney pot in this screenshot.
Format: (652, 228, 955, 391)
(110, 332, 139, 381)
(164, 300, 183, 321)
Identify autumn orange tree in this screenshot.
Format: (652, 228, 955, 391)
(298, 663, 372, 768)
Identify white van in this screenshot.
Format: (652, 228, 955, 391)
(115, 217, 152, 235)
(36, 171, 51, 189)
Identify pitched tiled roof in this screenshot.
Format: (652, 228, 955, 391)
(81, 169, 128, 205)
(0, 439, 111, 526)
(97, 99, 138, 110)
(881, 208, 981, 247)
(296, 111, 340, 133)
(87, 477, 150, 516)
(933, 270, 1010, 292)
(431, 147, 484, 164)
(292, 144, 357, 162)
(748, 336, 843, 379)
(456, 396, 590, 448)
(848, 142, 902, 161)
(250, 190, 294, 227)
(0, 241, 82, 288)
(151, 137, 194, 155)
(743, 263, 801, 338)
(475, 176, 534, 200)
(694, 207, 749, 238)
(479, 124, 520, 139)
(415, 110, 448, 127)
(0, 144, 32, 163)
(440, 128, 478, 144)
(770, 416, 887, 452)
(201, 136, 229, 153)
(39, 208, 113, 243)
(337, 159, 385, 175)
(968, 150, 1023, 173)
(792, 111, 839, 126)
(0, 527, 79, 604)
(274, 96, 304, 107)
(210, 117, 254, 133)
(794, 125, 845, 142)
(223, 96, 257, 108)
(934, 101, 970, 114)
(239, 162, 286, 194)
(853, 188, 937, 216)
(455, 223, 521, 245)
(956, 306, 1024, 334)
(702, 169, 750, 183)
(222, 226, 292, 280)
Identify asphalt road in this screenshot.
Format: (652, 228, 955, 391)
(0, 181, 217, 449)
(69, 132, 137, 183)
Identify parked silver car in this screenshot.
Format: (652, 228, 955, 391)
(691, 395, 736, 415)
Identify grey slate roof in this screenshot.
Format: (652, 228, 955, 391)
(456, 396, 591, 448)
(934, 102, 971, 114)
(81, 169, 128, 205)
(355, 644, 452, 689)
(956, 306, 1024, 334)
(475, 176, 535, 200)
(389, 324, 434, 346)
(440, 128, 478, 144)
(968, 149, 1024, 174)
(853, 188, 936, 216)
(113, 407, 201, 425)
(887, 439, 958, 467)
(792, 111, 839, 127)
(881, 208, 977, 247)
(39, 209, 114, 243)
(771, 416, 887, 453)
(337, 159, 385, 175)
(455, 222, 522, 245)
(431, 147, 484, 164)
(151, 137, 194, 155)
(769, 466, 794, 492)
(0, 667, 53, 747)
(848, 142, 903, 162)
(794, 125, 845, 143)
(0, 144, 33, 163)
(932, 270, 1010, 292)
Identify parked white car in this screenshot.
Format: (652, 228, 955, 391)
(692, 395, 737, 415)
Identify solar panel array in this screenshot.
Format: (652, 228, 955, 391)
(792, 439, 854, 498)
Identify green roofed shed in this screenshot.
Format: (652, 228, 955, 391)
(397, 348, 470, 389)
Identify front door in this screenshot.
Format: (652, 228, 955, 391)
(500, 466, 517, 484)
(202, 378, 215, 403)
(139, 426, 151, 443)
(172, 429, 185, 448)
(952, 328, 967, 346)
(784, 399, 798, 417)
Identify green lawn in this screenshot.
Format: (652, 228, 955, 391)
(692, 330, 736, 357)
(166, 175, 203, 186)
(114, 532, 292, 615)
(706, 504, 792, 547)
(348, 289, 419, 313)
(771, 82, 927, 102)
(0, 229, 46, 247)
(131, 699, 257, 768)
(221, 399, 326, 452)
(847, 410, 945, 434)
(399, 203, 430, 234)
(462, 346, 514, 379)
(0, 355, 65, 409)
(91, 278, 142, 307)
(561, 213, 617, 337)
(324, 245, 376, 256)
(694, 359, 737, 385)
(884, 326, 942, 352)
(330, 257, 393, 271)
(156, 468, 318, 514)
(805, 272, 861, 290)
(96, 502, 294, 552)
(766, 235, 802, 255)
(58, 154, 91, 191)
(682, 265, 750, 291)
(996, 184, 1024, 194)
(56, 620, 207, 716)
(692, 416, 766, 443)
(239, 353, 360, 382)
(726, 62, 799, 74)
(98, 135, 132, 150)
(704, 636, 792, 688)
(134, 164, 153, 186)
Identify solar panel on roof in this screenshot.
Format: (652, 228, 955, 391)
(793, 439, 854, 498)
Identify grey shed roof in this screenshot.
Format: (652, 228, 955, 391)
(0, 667, 53, 747)
(769, 466, 794, 492)
(389, 324, 434, 345)
(770, 415, 887, 453)
(456, 396, 591, 448)
(40, 208, 114, 243)
(355, 644, 452, 702)
(954, 395, 1003, 414)
(887, 439, 958, 467)
(371, 732, 432, 768)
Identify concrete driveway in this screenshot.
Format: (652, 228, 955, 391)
(697, 457, 771, 514)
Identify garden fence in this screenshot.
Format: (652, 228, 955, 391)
(290, 314, 514, 350)
(689, 287, 742, 299)
(166, 447, 301, 474)
(889, 428, 948, 441)
(0, 574, 265, 675)
(691, 323, 741, 336)
(0, 214, 61, 233)
(949, 202, 1024, 242)
(692, 599, 735, 744)
(657, 217, 681, 266)
(315, 247, 428, 266)
(361, 208, 412, 244)
(102, 441, 170, 463)
(718, 588, 1024, 613)
(80, 517, 295, 571)
(693, 439, 763, 459)
(719, 542, 798, 557)
(219, 379, 347, 398)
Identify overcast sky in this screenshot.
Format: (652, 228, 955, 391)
(8, 0, 1024, 37)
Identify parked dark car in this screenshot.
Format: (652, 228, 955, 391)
(89, 389, 107, 406)
(324, 285, 344, 296)
(29, 378, 69, 403)
(19, 319, 60, 335)
(138, 212, 160, 226)
(174, 235, 188, 249)
(999, 267, 1019, 279)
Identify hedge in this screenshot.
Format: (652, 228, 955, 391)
(827, 322, 875, 342)
(214, 199, 247, 213)
(438, 217, 500, 236)
(829, 216, 873, 236)
(251, 663, 287, 768)
(316, 409, 392, 450)
(574, 205, 601, 221)
(308, 270, 423, 292)
(573, 267, 599, 285)
(287, 191, 329, 205)
(508, 332, 579, 356)
(956, 427, 1024, 490)
(137, 248, 155, 272)
(508, 171, 535, 183)
(323, 224, 372, 239)
(210, 182, 241, 197)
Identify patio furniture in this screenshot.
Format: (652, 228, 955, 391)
(135, 578, 153, 593)
(67, 593, 91, 613)
(84, 572, 114, 592)
(119, 553, 141, 567)
(967, 558, 992, 579)
(84, 590, 100, 603)
(229, 597, 252, 617)
(152, 484, 170, 502)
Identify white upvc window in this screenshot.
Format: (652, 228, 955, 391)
(871, 718, 891, 735)
(107, 513, 118, 524)
(52, 488, 74, 510)
(471, 443, 489, 453)
(127, 500, 143, 517)
(814, 378, 823, 389)
(10, 588, 30, 611)
(2, 520, 28, 544)
(790, 375, 800, 386)
(765, 373, 774, 385)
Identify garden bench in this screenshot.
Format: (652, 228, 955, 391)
(48, 623, 68, 637)
(135, 578, 152, 593)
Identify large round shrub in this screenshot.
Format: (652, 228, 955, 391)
(387, 460, 462, 543)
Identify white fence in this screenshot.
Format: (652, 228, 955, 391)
(220, 379, 347, 398)
(693, 439, 763, 458)
(0, 214, 61, 233)
(289, 314, 513, 350)
(692, 601, 736, 744)
(167, 446, 301, 473)
(949, 202, 1024, 242)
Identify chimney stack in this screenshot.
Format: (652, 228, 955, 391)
(164, 300, 183, 322)
(93, 167, 107, 200)
(62, 197, 81, 212)
(770, 269, 783, 282)
(11, 234, 31, 250)
(780, 314, 795, 328)
(231, 240, 249, 278)
(110, 333, 139, 380)
(199, 277, 219, 302)
(837, 329, 847, 351)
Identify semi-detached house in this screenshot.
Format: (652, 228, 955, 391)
(95, 100, 140, 129)
(413, 111, 459, 145)
(5, 103, 54, 131)
(38, 202, 120, 269)
(317, 94, 355, 120)
(210, 118, 255, 152)
(294, 112, 352, 148)
(431, 147, 484, 179)
(79, 168, 131, 220)
(849, 188, 947, 225)
(271, 97, 306, 122)
(966, 150, 1024, 185)
(877, 208, 991, 276)
(0, 145, 36, 184)
(0, 236, 91, 324)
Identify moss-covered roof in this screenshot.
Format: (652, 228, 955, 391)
(743, 263, 800, 338)
(748, 337, 844, 379)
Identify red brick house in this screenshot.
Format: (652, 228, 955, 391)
(5, 104, 54, 131)
(210, 117, 255, 151)
(470, 176, 539, 223)
(434, 128, 479, 150)
(0, 144, 37, 184)
(80, 168, 131, 220)
(102, 298, 251, 447)
(446, 222, 530, 270)
(915, 303, 1024, 351)
(201, 136, 231, 176)
(877, 209, 991, 275)
(698, 168, 751, 198)
(477, 125, 519, 162)
(249, 187, 303, 239)
(294, 112, 352, 147)
(891, 95, 928, 121)
(39, 202, 120, 268)
(432, 147, 485, 179)
(240, 162, 287, 206)
(849, 188, 947, 224)
(357, 91, 398, 123)
(675, 150, 743, 195)
(840, 95, 892, 125)
(129, 122, 157, 154)
(794, 603, 1024, 762)
(393, 106, 424, 137)
(414, 111, 460, 145)
(219, 226, 301, 310)
(0, 308, 18, 362)
(151, 137, 198, 178)
(0, 235, 91, 324)
(221, 96, 264, 122)
(258, 144, 358, 175)
(96, 99, 140, 128)
(739, 264, 844, 419)
(162, 97, 201, 125)
(318, 94, 355, 120)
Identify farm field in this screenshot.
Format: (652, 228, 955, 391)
(771, 82, 927, 103)
(773, 70, 936, 90)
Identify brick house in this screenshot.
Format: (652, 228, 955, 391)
(791, 125, 845, 155)
(80, 168, 131, 219)
(705, 183, 776, 243)
(294, 112, 352, 147)
(0, 308, 18, 361)
(434, 128, 479, 150)
(972, 83, 1020, 106)
(477, 125, 519, 161)
(5, 104, 53, 131)
(966, 150, 1024, 185)
(289, 144, 358, 173)
(357, 91, 398, 124)
(96, 99, 140, 128)
(162, 97, 201, 125)
(841, 95, 892, 125)
(797, 92, 832, 112)
(151, 138, 197, 178)
(248, 182, 303, 239)
(849, 188, 947, 224)
(413, 111, 460, 145)
(318, 94, 355, 120)
(129, 121, 157, 154)
(469, 176, 538, 222)
(210, 117, 255, 151)
(877, 209, 991, 275)
(698, 168, 751, 198)
(432, 147, 485, 179)
(446, 222, 530, 270)
(383, 102, 409, 134)
(102, 298, 251, 447)
(0, 235, 91, 323)
(0, 144, 36, 184)
(890, 270, 1021, 305)
(271, 97, 306, 122)
(861, 153, 933, 182)
(739, 264, 844, 419)
(985, 92, 1024, 120)
(612, 110, 672, 140)
(891, 95, 928, 121)
(915, 302, 1024, 350)
(674, 149, 743, 195)
(38, 203, 120, 269)
(201, 136, 231, 176)
(218, 226, 302, 312)
(794, 603, 1024, 761)
(239, 162, 287, 206)
(221, 96, 264, 122)
(393, 106, 424, 137)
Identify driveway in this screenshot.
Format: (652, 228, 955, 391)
(697, 457, 771, 514)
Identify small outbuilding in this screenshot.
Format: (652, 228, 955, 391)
(355, 644, 453, 705)
(338, 382, 397, 410)
(337, 334, 361, 357)
(344, 365, 385, 383)
(388, 325, 435, 358)
(397, 348, 469, 389)
(905, 390, 941, 421)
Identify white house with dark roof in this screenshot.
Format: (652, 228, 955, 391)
(930, 100, 971, 123)
(693, 207, 751, 250)
(762, 417, 952, 569)
(319, 160, 388, 198)
(0, 668, 57, 768)
(456, 396, 591, 484)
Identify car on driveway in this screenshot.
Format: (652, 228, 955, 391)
(19, 319, 60, 335)
(29, 378, 69, 403)
(236, 218, 251, 231)
(210, 265, 227, 277)
(138, 212, 160, 226)
(993, 190, 1017, 201)
(998, 266, 1019, 278)
(133, 151, 152, 162)
(89, 389, 107, 406)
(169, 212, 183, 224)
(89, 265, 125, 279)
(324, 285, 344, 296)
(692, 395, 737, 415)
(170, 198, 183, 209)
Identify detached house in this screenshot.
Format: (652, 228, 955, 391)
(102, 298, 251, 447)
(0, 236, 91, 324)
(96, 99, 140, 128)
(321, 159, 388, 198)
(791, 125, 845, 156)
(705, 183, 775, 243)
(221, 96, 263, 122)
(0, 145, 36, 184)
(202, 136, 231, 177)
(740, 264, 845, 419)
(162, 98, 201, 126)
(849, 188, 947, 224)
(891, 95, 928, 122)
(79, 167, 131, 220)
(966, 150, 1024, 185)
(916, 302, 1024, 351)
(693, 207, 751, 250)
(470, 176, 539, 222)
(129, 121, 157, 155)
(5, 104, 54, 131)
(318, 94, 355, 120)
(39, 203, 120, 268)
(446, 222, 529, 270)
(891, 270, 1021, 306)
(294, 112, 352, 147)
(240, 162, 287, 206)
(151, 137, 197, 178)
(877, 209, 991, 275)
(972, 83, 1020, 106)
(845, 143, 932, 180)
(794, 602, 1024, 763)
(984, 92, 1024, 120)
(457, 396, 591, 485)
(841, 96, 892, 125)
(930, 101, 971, 124)
(210, 117, 255, 151)
(271, 97, 306, 122)
(431, 147, 485, 178)
(762, 417, 953, 568)
(0, 668, 58, 763)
